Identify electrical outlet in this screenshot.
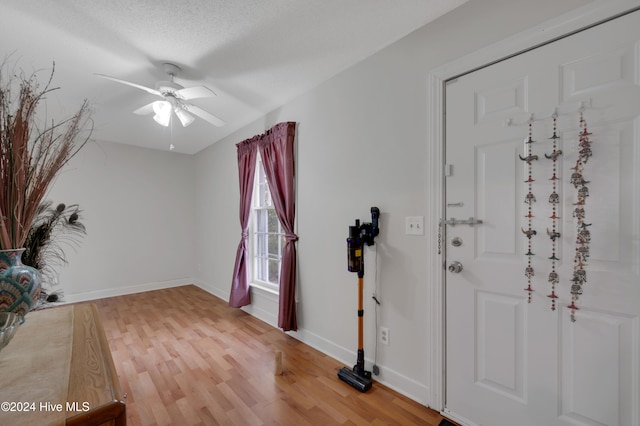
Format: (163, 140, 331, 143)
(372, 364, 380, 376)
(380, 327, 390, 346)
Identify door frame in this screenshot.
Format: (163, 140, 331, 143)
(425, 0, 640, 414)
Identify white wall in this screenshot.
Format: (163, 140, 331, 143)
(192, 0, 593, 404)
(47, 140, 197, 301)
(46, 0, 597, 407)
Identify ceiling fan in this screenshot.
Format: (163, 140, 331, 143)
(95, 63, 225, 127)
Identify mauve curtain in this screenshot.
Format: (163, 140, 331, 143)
(228, 136, 259, 308)
(259, 122, 298, 331)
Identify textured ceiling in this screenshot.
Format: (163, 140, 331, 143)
(1, 0, 467, 154)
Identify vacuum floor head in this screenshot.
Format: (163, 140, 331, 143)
(338, 367, 372, 392)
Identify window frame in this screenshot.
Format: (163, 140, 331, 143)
(249, 153, 285, 293)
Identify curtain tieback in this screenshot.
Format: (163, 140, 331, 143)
(285, 232, 298, 242)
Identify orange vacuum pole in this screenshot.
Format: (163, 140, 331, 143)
(357, 276, 364, 351)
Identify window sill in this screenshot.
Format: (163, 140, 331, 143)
(249, 281, 279, 296)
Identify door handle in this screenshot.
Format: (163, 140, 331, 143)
(448, 261, 463, 273)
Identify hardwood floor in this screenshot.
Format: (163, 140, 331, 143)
(93, 285, 447, 425)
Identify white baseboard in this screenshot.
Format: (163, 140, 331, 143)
(288, 327, 430, 406)
(62, 278, 192, 303)
(241, 289, 279, 328)
(194, 280, 281, 328)
(193, 279, 228, 302)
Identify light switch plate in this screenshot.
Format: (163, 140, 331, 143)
(405, 216, 424, 235)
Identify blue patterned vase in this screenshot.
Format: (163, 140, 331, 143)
(0, 249, 42, 318)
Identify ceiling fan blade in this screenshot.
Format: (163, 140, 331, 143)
(94, 73, 163, 97)
(132, 102, 156, 115)
(174, 85, 216, 100)
(184, 104, 226, 127)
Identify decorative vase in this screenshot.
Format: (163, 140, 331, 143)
(0, 249, 42, 318)
(0, 312, 22, 351)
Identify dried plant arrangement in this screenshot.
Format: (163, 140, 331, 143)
(0, 60, 92, 250)
(22, 201, 86, 305)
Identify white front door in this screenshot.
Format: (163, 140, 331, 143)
(444, 10, 640, 426)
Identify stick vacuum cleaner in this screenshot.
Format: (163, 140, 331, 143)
(338, 207, 380, 392)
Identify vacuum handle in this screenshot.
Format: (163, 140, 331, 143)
(370, 207, 380, 238)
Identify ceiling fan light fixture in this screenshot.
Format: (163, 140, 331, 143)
(152, 100, 172, 126)
(152, 100, 172, 116)
(175, 107, 195, 127)
(153, 113, 171, 127)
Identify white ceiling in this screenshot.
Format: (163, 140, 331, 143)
(1, 0, 467, 154)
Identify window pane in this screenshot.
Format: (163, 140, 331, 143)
(257, 184, 266, 207)
(256, 234, 267, 257)
(257, 183, 264, 206)
(268, 208, 279, 233)
(268, 259, 279, 284)
(255, 209, 266, 233)
(257, 257, 267, 282)
(263, 183, 272, 207)
(268, 234, 280, 257)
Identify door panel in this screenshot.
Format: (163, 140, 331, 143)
(445, 10, 640, 426)
(475, 291, 525, 402)
(560, 310, 637, 426)
(476, 141, 519, 257)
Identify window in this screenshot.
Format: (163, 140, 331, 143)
(251, 153, 285, 289)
